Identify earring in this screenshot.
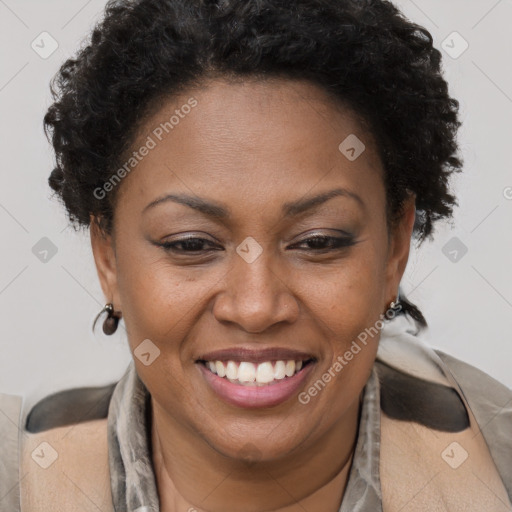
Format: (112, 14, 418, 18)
(93, 303, 121, 335)
(389, 298, 401, 310)
(385, 292, 401, 317)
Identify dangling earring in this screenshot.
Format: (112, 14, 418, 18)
(93, 303, 121, 335)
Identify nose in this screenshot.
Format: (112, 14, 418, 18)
(212, 254, 300, 334)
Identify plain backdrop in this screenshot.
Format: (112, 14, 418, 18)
(1, 0, 511, 416)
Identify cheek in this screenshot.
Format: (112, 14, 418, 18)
(114, 240, 216, 342)
(114, 249, 230, 415)
(295, 245, 387, 406)
(113, 250, 208, 417)
(305, 244, 386, 337)
(298, 256, 384, 417)
(122, 271, 190, 328)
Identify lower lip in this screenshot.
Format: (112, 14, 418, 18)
(197, 362, 315, 409)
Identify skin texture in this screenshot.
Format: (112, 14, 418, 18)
(90, 77, 416, 512)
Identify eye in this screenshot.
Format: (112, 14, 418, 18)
(157, 236, 221, 253)
(289, 234, 356, 252)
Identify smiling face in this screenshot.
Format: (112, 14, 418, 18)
(91, 77, 415, 463)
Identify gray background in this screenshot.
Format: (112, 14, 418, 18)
(1, 0, 511, 412)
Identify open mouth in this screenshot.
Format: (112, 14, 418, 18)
(197, 358, 315, 387)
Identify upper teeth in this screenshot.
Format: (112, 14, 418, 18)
(206, 360, 304, 385)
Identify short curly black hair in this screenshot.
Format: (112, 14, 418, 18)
(44, 0, 464, 328)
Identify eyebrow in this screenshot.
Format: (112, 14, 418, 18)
(142, 187, 364, 219)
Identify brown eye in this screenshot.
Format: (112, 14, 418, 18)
(290, 235, 356, 251)
(158, 237, 221, 253)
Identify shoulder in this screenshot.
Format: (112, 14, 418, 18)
(21, 382, 117, 510)
(25, 381, 117, 433)
(375, 339, 512, 433)
(0, 380, 118, 512)
(20, 417, 112, 512)
(435, 349, 512, 495)
(376, 321, 512, 433)
(375, 342, 512, 507)
(376, 338, 512, 502)
(20, 384, 115, 512)
(434, 349, 512, 405)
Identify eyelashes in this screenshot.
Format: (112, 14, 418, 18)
(288, 234, 356, 251)
(157, 234, 357, 255)
(159, 237, 220, 253)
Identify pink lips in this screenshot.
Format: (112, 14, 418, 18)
(197, 360, 315, 409)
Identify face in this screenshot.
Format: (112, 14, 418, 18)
(91, 77, 415, 462)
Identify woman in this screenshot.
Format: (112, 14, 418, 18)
(1, 0, 511, 510)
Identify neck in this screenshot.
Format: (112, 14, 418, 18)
(150, 395, 362, 512)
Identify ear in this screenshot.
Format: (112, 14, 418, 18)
(90, 215, 122, 312)
(384, 193, 416, 305)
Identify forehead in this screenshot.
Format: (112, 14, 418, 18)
(113, 78, 385, 217)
